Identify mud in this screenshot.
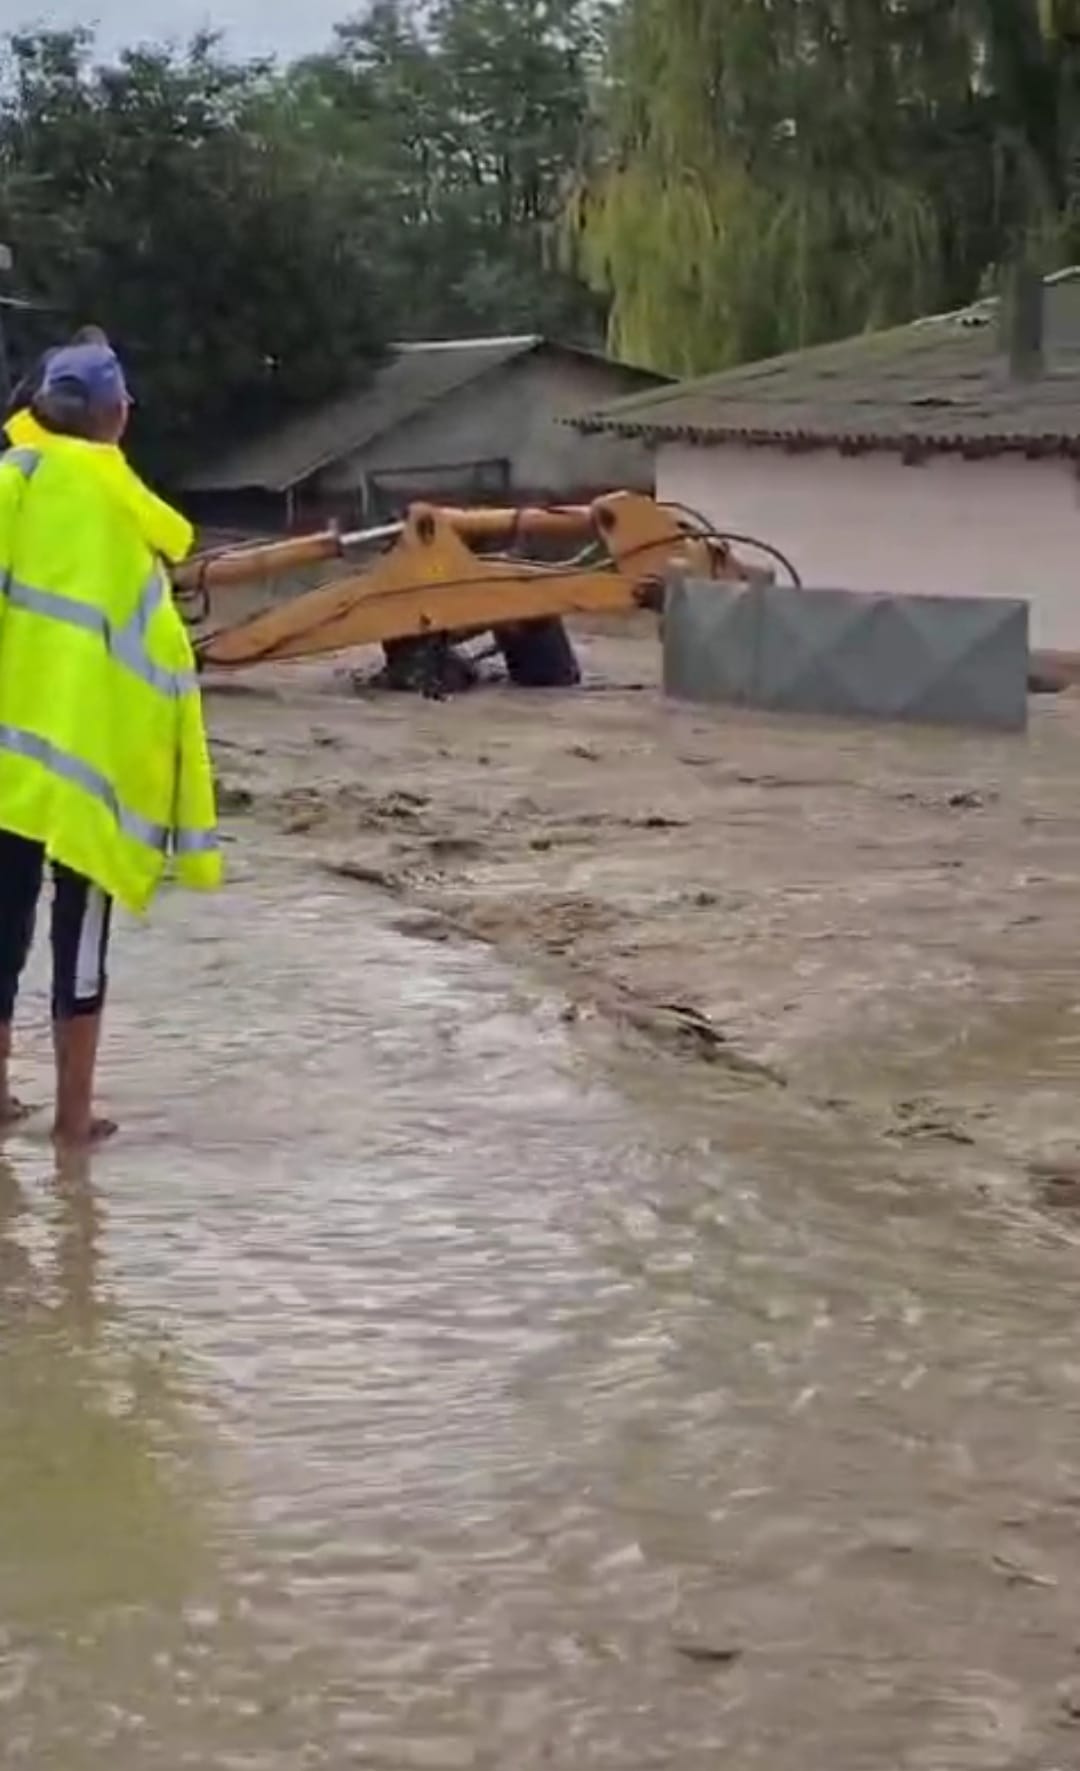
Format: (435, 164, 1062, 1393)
(5, 624, 1080, 1767)
(211, 625, 1080, 1205)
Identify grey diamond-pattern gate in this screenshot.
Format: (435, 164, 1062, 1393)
(663, 580, 1028, 732)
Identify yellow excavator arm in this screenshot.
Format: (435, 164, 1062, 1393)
(174, 491, 788, 686)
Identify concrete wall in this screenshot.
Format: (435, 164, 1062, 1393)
(320, 352, 657, 501)
(658, 443, 1080, 656)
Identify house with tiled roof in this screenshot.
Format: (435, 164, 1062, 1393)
(574, 269, 1080, 665)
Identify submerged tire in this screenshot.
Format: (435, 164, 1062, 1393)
(495, 617, 581, 688)
(379, 635, 479, 697)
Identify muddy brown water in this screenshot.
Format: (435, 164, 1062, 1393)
(2, 847, 1080, 1769)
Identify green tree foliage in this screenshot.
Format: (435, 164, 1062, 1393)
(570, 0, 1080, 374)
(981, 0, 1080, 249)
(287, 0, 604, 339)
(0, 28, 386, 472)
(8, 1, 1075, 465)
(0, 2, 604, 471)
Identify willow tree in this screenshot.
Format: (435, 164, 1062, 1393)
(286, 0, 604, 340)
(568, 0, 1011, 373)
(984, 0, 1079, 246)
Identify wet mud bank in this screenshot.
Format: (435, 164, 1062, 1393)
(209, 633, 1080, 1221)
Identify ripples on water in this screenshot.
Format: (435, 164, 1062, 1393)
(1, 863, 1078, 1768)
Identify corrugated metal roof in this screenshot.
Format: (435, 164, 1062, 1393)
(573, 272, 1080, 458)
(185, 336, 543, 494)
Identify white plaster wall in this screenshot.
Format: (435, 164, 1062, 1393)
(658, 443, 1080, 654)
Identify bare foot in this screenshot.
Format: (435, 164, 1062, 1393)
(52, 1115, 118, 1149)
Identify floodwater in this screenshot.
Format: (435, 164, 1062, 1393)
(3, 852, 1080, 1769)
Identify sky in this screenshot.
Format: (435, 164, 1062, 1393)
(11, 2, 352, 63)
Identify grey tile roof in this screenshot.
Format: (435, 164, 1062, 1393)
(184, 336, 663, 494)
(573, 274, 1080, 457)
(184, 337, 546, 494)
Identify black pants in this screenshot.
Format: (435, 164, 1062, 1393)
(0, 829, 112, 1022)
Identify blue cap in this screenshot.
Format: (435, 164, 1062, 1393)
(40, 342, 131, 409)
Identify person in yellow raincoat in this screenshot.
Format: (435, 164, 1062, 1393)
(0, 340, 220, 1145)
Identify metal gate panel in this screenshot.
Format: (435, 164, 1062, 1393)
(664, 580, 1028, 732)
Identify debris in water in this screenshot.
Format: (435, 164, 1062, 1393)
(622, 997, 786, 1083)
(425, 834, 485, 860)
(390, 911, 458, 943)
(888, 1099, 975, 1145)
(673, 1642, 743, 1667)
(991, 1551, 1057, 1589)
(896, 787, 998, 812)
(322, 858, 404, 893)
(1028, 1162, 1080, 1211)
(217, 782, 256, 813)
(376, 790, 429, 820)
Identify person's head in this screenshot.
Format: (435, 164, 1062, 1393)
(31, 341, 132, 444)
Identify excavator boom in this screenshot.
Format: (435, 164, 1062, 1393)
(177, 491, 779, 683)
